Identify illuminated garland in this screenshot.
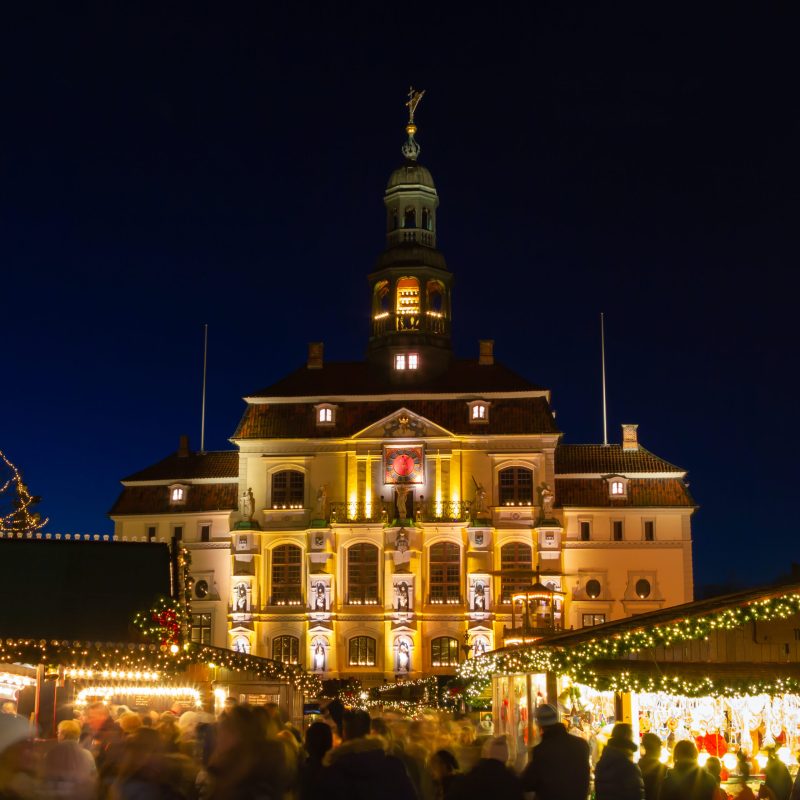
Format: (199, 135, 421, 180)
(457, 591, 800, 700)
(0, 639, 321, 696)
(134, 597, 184, 648)
(0, 448, 48, 534)
(368, 676, 457, 710)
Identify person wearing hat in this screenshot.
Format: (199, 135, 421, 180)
(520, 703, 591, 800)
(594, 723, 644, 800)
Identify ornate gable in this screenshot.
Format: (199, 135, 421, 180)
(352, 407, 454, 440)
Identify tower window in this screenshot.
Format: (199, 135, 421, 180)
(395, 354, 406, 370)
(404, 207, 416, 228)
(391, 210, 399, 230)
(421, 208, 432, 231)
(394, 353, 419, 370)
(407, 353, 418, 369)
(396, 277, 420, 316)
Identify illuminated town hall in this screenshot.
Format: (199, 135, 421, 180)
(111, 96, 696, 684)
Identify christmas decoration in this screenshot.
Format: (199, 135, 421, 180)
(134, 596, 184, 648)
(0, 449, 48, 534)
(458, 590, 800, 700)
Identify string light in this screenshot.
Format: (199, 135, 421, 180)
(458, 590, 800, 700)
(75, 685, 201, 707)
(0, 448, 48, 534)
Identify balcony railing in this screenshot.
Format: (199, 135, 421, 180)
(418, 500, 472, 523)
(428, 595, 463, 606)
(371, 311, 451, 338)
(330, 501, 391, 524)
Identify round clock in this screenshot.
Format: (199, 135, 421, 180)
(392, 453, 415, 477)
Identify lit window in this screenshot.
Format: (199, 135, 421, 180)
(582, 613, 606, 627)
(316, 405, 335, 425)
(473, 404, 485, 419)
(319, 408, 331, 423)
(395, 354, 406, 370)
(171, 487, 184, 502)
(407, 353, 418, 369)
(610, 481, 624, 496)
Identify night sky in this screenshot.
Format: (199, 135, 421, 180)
(1, 4, 797, 591)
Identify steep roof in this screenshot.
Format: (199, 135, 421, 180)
(232, 397, 560, 440)
(248, 359, 544, 398)
(555, 477, 696, 507)
(555, 444, 684, 474)
(122, 451, 238, 482)
(109, 484, 238, 516)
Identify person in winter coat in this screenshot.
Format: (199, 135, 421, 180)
(520, 704, 591, 800)
(765, 748, 793, 800)
(446, 735, 522, 800)
(659, 740, 717, 800)
(638, 733, 667, 800)
(594, 723, 644, 800)
(325, 710, 417, 800)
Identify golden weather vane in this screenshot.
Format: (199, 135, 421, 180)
(405, 86, 426, 127)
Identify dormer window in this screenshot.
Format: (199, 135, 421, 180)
(394, 353, 419, 370)
(169, 484, 187, 505)
(468, 400, 490, 423)
(315, 404, 336, 426)
(607, 475, 629, 498)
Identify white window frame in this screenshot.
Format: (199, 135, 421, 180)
(168, 483, 188, 505)
(394, 353, 419, 370)
(467, 400, 490, 424)
(407, 353, 419, 370)
(395, 354, 406, 370)
(606, 475, 629, 498)
(314, 403, 336, 426)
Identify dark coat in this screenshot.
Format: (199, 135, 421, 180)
(659, 762, 717, 800)
(446, 759, 523, 800)
(594, 744, 644, 800)
(766, 756, 793, 800)
(325, 737, 417, 800)
(638, 754, 667, 800)
(520, 724, 591, 800)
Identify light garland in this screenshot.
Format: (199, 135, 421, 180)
(457, 591, 800, 700)
(75, 685, 201, 707)
(0, 448, 48, 534)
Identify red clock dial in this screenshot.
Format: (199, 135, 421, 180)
(392, 454, 415, 476)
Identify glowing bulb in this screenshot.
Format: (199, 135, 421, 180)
(722, 752, 737, 771)
(169, 644, 179, 654)
(697, 751, 710, 767)
(660, 748, 670, 764)
(756, 753, 768, 770)
(777, 746, 792, 765)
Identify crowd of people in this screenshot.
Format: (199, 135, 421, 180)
(2, 697, 800, 800)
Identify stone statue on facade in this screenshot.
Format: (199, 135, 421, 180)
(395, 485, 411, 520)
(316, 483, 328, 518)
(240, 487, 255, 521)
(472, 477, 488, 515)
(539, 483, 555, 519)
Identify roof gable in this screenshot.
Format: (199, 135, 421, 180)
(352, 407, 454, 440)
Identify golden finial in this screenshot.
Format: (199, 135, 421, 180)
(405, 86, 425, 134)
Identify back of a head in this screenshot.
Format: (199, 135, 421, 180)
(641, 732, 662, 756)
(342, 710, 371, 741)
(673, 739, 699, 763)
(706, 756, 721, 780)
(481, 735, 510, 765)
(305, 721, 333, 760)
(433, 749, 459, 773)
(119, 712, 142, 736)
(57, 719, 82, 742)
(42, 740, 95, 784)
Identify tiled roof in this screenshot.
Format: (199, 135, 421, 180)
(232, 397, 560, 439)
(122, 451, 238, 482)
(555, 444, 684, 474)
(108, 484, 238, 516)
(248, 359, 544, 397)
(555, 478, 696, 508)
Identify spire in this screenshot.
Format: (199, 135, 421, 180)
(401, 87, 425, 161)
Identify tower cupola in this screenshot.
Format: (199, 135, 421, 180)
(368, 88, 453, 381)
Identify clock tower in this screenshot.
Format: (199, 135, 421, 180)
(367, 88, 454, 382)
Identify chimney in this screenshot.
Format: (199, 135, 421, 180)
(621, 424, 639, 451)
(478, 339, 495, 366)
(177, 434, 190, 458)
(307, 341, 324, 369)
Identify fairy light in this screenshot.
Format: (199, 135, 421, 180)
(0, 449, 48, 534)
(75, 685, 202, 708)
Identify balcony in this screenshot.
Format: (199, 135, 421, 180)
(330, 501, 391, 525)
(418, 500, 471, 524)
(371, 311, 451, 338)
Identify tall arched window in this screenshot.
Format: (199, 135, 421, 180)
(271, 544, 302, 605)
(271, 470, 304, 508)
(431, 636, 459, 667)
(347, 543, 379, 604)
(500, 542, 532, 603)
(421, 208, 432, 231)
(429, 542, 461, 603)
(391, 210, 399, 230)
(403, 206, 416, 228)
(272, 635, 299, 664)
(498, 467, 533, 505)
(348, 636, 376, 666)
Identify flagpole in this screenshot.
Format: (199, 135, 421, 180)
(200, 324, 208, 453)
(601, 312, 608, 446)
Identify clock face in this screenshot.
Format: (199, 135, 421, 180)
(384, 446, 424, 484)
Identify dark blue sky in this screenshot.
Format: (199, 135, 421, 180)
(1, 4, 797, 589)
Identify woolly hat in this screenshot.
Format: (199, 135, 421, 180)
(534, 703, 559, 727)
(0, 715, 30, 755)
(481, 735, 510, 764)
